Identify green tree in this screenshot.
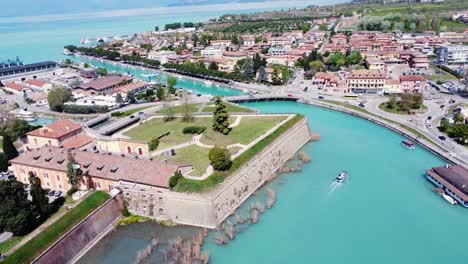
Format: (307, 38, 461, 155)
(439, 118, 450, 132)
(388, 94, 398, 109)
(241, 58, 254, 80)
(300, 22, 311, 33)
(209, 61, 219, 71)
(156, 86, 166, 100)
(169, 170, 183, 189)
(308, 60, 326, 76)
(346, 49, 362, 65)
(208, 146, 232, 171)
(115, 93, 123, 104)
(96, 67, 108, 76)
(3, 134, 18, 160)
(212, 97, 231, 135)
(66, 151, 82, 190)
(454, 112, 465, 124)
(48, 86, 72, 112)
(84, 63, 90, 68)
(0, 180, 36, 235)
(166, 76, 177, 94)
(447, 124, 468, 143)
(0, 153, 8, 172)
(28, 172, 52, 217)
(64, 58, 72, 65)
(149, 138, 159, 151)
(319, 24, 328, 31)
(1, 119, 36, 141)
(257, 66, 267, 82)
(326, 52, 347, 71)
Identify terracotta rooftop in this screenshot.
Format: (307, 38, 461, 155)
(62, 135, 94, 149)
(27, 119, 82, 139)
(76, 76, 132, 92)
(26, 79, 47, 87)
(11, 147, 186, 188)
(113, 81, 148, 94)
(4, 82, 25, 91)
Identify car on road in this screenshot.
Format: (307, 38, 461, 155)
(439, 136, 446, 141)
(449, 99, 456, 104)
(359, 103, 365, 108)
(303, 87, 308, 92)
(138, 111, 144, 115)
(427, 124, 432, 128)
(427, 116, 432, 120)
(129, 115, 135, 119)
(318, 96, 324, 99)
(287, 94, 293, 97)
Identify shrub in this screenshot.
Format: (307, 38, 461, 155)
(182, 126, 206, 134)
(169, 171, 183, 189)
(209, 146, 232, 171)
(149, 138, 159, 151)
(122, 200, 131, 217)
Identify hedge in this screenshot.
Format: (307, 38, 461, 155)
(63, 104, 108, 114)
(182, 126, 206, 134)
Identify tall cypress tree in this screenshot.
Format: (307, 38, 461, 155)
(212, 96, 231, 135)
(3, 134, 18, 160)
(29, 172, 52, 217)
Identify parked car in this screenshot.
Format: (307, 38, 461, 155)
(359, 103, 365, 108)
(0, 253, 6, 261)
(129, 115, 135, 119)
(303, 87, 308, 92)
(439, 136, 446, 141)
(54, 191, 62, 197)
(138, 111, 144, 115)
(318, 96, 324, 99)
(48, 190, 55, 196)
(427, 116, 432, 120)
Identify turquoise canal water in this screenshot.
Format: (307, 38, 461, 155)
(72, 57, 245, 96)
(78, 101, 468, 264)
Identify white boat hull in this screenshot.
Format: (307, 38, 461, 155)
(442, 193, 457, 205)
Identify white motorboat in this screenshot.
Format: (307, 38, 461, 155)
(335, 171, 348, 183)
(442, 193, 457, 205)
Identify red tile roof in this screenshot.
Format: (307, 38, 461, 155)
(76, 76, 132, 92)
(63, 135, 93, 149)
(400, 75, 426, 82)
(27, 119, 82, 139)
(4, 82, 25, 91)
(26, 79, 47, 87)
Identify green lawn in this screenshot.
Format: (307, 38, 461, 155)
(124, 117, 215, 149)
(175, 114, 304, 192)
(427, 65, 459, 82)
(158, 145, 211, 176)
(229, 146, 243, 155)
(201, 102, 255, 113)
(440, 20, 467, 32)
(158, 104, 201, 115)
(112, 106, 152, 117)
(0, 236, 23, 253)
(201, 116, 286, 146)
(3, 191, 110, 264)
(378, 102, 427, 115)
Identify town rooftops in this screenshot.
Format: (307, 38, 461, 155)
(113, 81, 148, 94)
(400, 75, 425, 82)
(223, 51, 247, 57)
(427, 165, 468, 198)
(347, 70, 386, 79)
(76, 75, 132, 92)
(26, 79, 47, 87)
(11, 147, 187, 188)
(27, 119, 82, 139)
(62, 135, 94, 149)
(4, 82, 25, 91)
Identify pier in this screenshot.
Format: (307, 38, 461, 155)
(225, 94, 299, 103)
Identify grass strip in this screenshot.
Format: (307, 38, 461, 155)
(4, 191, 110, 264)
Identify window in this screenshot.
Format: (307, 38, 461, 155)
(56, 175, 60, 181)
(159, 208, 163, 214)
(59, 185, 62, 189)
(47, 182, 50, 186)
(158, 197, 163, 202)
(44, 173, 49, 178)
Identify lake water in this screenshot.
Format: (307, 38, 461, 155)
(78, 101, 468, 264)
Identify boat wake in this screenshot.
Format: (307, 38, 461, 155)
(328, 182, 341, 194)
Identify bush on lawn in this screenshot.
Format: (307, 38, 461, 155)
(182, 126, 206, 134)
(209, 146, 232, 171)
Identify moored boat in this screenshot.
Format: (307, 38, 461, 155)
(442, 193, 457, 205)
(335, 171, 348, 183)
(401, 140, 415, 150)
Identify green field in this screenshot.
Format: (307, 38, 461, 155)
(427, 65, 459, 82)
(159, 102, 255, 114)
(201, 102, 255, 113)
(158, 104, 201, 115)
(125, 115, 285, 150)
(175, 114, 304, 192)
(201, 116, 286, 146)
(0, 236, 23, 253)
(3, 191, 110, 264)
(158, 145, 211, 176)
(379, 102, 427, 115)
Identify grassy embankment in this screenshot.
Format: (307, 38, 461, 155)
(3, 191, 110, 264)
(175, 114, 304, 192)
(111, 106, 152, 117)
(322, 100, 439, 149)
(127, 115, 286, 176)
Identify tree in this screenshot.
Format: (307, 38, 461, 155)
(154, 26, 159, 32)
(0, 180, 36, 235)
(326, 52, 347, 71)
(84, 63, 90, 68)
(3, 134, 18, 160)
(149, 138, 159, 151)
(1, 119, 37, 141)
(169, 171, 183, 189)
(29, 172, 52, 217)
(439, 118, 450, 132)
(208, 61, 219, 71)
(209, 146, 232, 171)
(181, 91, 193, 122)
(257, 66, 267, 82)
(388, 94, 398, 109)
(0, 153, 8, 172)
(309, 60, 326, 76)
(300, 22, 311, 33)
(454, 112, 465, 124)
(66, 151, 82, 190)
(253, 53, 263, 73)
(96, 67, 108, 76)
(241, 58, 254, 80)
(271, 68, 282, 85)
(319, 24, 328, 31)
(48, 86, 72, 112)
(64, 58, 72, 65)
(162, 102, 175, 122)
(115, 93, 123, 104)
(212, 97, 231, 135)
(346, 50, 362, 65)
(167, 75, 177, 94)
(156, 86, 166, 101)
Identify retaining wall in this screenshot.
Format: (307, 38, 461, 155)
(33, 194, 123, 264)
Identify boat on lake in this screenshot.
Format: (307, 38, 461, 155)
(336, 171, 348, 183)
(442, 193, 457, 205)
(401, 140, 415, 150)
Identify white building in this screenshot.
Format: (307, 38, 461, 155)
(201, 47, 223, 59)
(438, 44, 468, 64)
(147, 50, 177, 64)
